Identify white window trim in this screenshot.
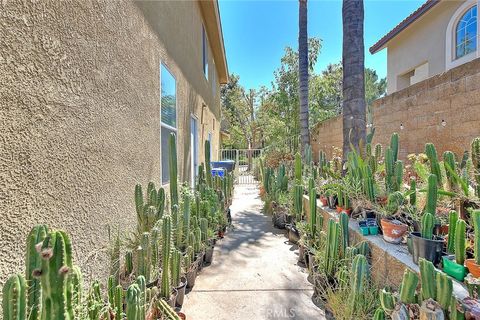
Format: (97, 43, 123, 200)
(202, 24, 209, 81)
(446, 0, 479, 70)
(160, 62, 178, 185)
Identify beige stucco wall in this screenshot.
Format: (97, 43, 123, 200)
(0, 0, 222, 294)
(386, 1, 462, 93)
(311, 57, 480, 161)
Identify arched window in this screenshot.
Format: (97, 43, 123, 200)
(455, 5, 477, 59)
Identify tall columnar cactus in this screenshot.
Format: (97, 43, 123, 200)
(419, 258, 436, 301)
(455, 219, 466, 265)
(409, 178, 417, 206)
(339, 212, 349, 258)
(171, 248, 182, 288)
(87, 280, 102, 319)
(38, 230, 74, 320)
(156, 299, 181, 319)
(447, 211, 459, 254)
(114, 285, 123, 319)
(355, 241, 370, 257)
(136, 276, 146, 320)
(472, 137, 480, 197)
(182, 195, 191, 247)
(169, 133, 179, 211)
(295, 152, 302, 184)
(394, 160, 404, 192)
(425, 143, 443, 186)
(385, 147, 394, 192)
(67, 265, 82, 311)
(425, 174, 438, 215)
(157, 187, 166, 219)
(200, 218, 208, 244)
(126, 283, 141, 320)
(205, 139, 212, 188)
(436, 271, 452, 310)
(293, 185, 303, 221)
(399, 269, 418, 304)
(444, 151, 457, 192)
(2, 274, 27, 320)
(308, 180, 316, 237)
(135, 184, 144, 216)
(194, 226, 202, 254)
(473, 210, 480, 265)
(325, 219, 340, 277)
(379, 289, 396, 315)
(161, 215, 172, 299)
(107, 275, 115, 307)
(364, 165, 375, 202)
(390, 132, 399, 163)
(26, 224, 47, 320)
(421, 212, 434, 240)
(349, 254, 369, 309)
(125, 250, 133, 275)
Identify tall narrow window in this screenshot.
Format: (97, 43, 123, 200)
(160, 64, 177, 184)
(202, 25, 209, 80)
(456, 6, 477, 59)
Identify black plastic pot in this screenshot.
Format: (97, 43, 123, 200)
(186, 267, 197, 289)
(411, 232, 444, 266)
(327, 195, 338, 210)
(204, 245, 214, 264)
(175, 276, 188, 308)
(195, 252, 205, 272)
(286, 224, 300, 244)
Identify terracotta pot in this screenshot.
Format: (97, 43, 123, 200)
(336, 206, 343, 213)
(380, 218, 408, 244)
(376, 196, 388, 205)
(466, 259, 480, 278)
(177, 313, 186, 320)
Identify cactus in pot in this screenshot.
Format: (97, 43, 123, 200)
(455, 219, 466, 265)
(26, 224, 48, 320)
(466, 210, 480, 278)
(447, 211, 458, 254)
(425, 174, 438, 216)
(2, 274, 27, 320)
(421, 212, 435, 240)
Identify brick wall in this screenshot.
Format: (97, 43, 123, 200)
(311, 57, 480, 161)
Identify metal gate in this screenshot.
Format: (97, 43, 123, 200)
(219, 149, 262, 185)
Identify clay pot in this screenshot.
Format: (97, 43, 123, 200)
(344, 208, 352, 216)
(380, 218, 408, 244)
(336, 206, 343, 213)
(177, 313, 186, 320)
(466, 259, 480, 278)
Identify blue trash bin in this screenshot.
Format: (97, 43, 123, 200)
(211, 168, 226, 177)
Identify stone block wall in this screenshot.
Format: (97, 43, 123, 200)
(311, 57, 480, 161)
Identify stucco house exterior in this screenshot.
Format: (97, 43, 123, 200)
(0, 0, 227, 286)
(312, 0, 480, 161)
(370, 0, 478, 94)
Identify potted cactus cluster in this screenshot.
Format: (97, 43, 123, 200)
(2, 136, 234, 320)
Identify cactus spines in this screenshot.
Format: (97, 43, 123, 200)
(135, 184, 144, 216)
(444, 151, 457, 192)
(38, 230, 73, 320)
(26, 224, 47, 320)
(114, 285, 123, 318)
(410, 178, 417, 206)
(419, 258, 436, 301)
(294, 185, 303, 221)
(294, 152, 302, 184)
(472, 210, 480, 264)
(157, 187, 166, 219)
(349, 254, 369, 308)
(339, 212, 349, 258)
(171, 248, 182, 288)
(399, 268, 418, 304)
(421, 212, 435, 240)
(169, 133, 179, 211)
(126, 283, 141, 320)
(385, 147, 394, 192)
(425, 174, 438, 215)
(161, 215, 173, 300)
(435, 271, 452, 310)
(355, 241, 370, 257)
(156, 299, 181, 319)
(394, 160, 404, 192)
(379, 288, 396, 315)
(455, 219, 466, 265)
(472, 137, 480, 197)
(425, 143, 443, 186)
(3, 274, 27, 320)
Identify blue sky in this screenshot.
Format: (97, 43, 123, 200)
(219, 0, 424, 89)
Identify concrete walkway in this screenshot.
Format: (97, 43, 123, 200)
(182, 183, 325, 320)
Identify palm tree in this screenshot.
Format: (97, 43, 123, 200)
(342, 0, 366, 159)
(298, 0, 310, 156)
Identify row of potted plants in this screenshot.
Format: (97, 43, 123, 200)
(2, 136, 234, 320)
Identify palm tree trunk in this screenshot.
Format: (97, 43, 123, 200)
(342, 0, 366, 160)
(299, 0, 310, 157)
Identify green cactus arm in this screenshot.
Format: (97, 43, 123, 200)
(419, 258, 436, 301)
(447, 211, 459, 254)
(135, 184, 144, 216)
(435, 271, 452, 311)
(294, 152, 302, 184)
(379, 288, 396, 314)
(472, 137, 480, 197)
(390, 133, 399, 162)
(3, 274, 27, 320)
(399, 269, 418, 304)
(339, 212, 349, 259)
(373, 308, 385, 320)
(425, 174, 438, 215)
(126, 284, 140, 320)
(349, 254, 369, 308)
(421, 212, 434, 240)
(455, 219, 466, 265)
(169, 133, 179, 211)
(26, 224, 48, 320)
(472, 210, 480, 264)
(425, 143, 443, 186)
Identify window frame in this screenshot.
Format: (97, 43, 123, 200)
(160, 62, 178, 185)
(455, 5, 477, 59)
(446, 1, 480, 70)
(202, 24, 209, 81)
